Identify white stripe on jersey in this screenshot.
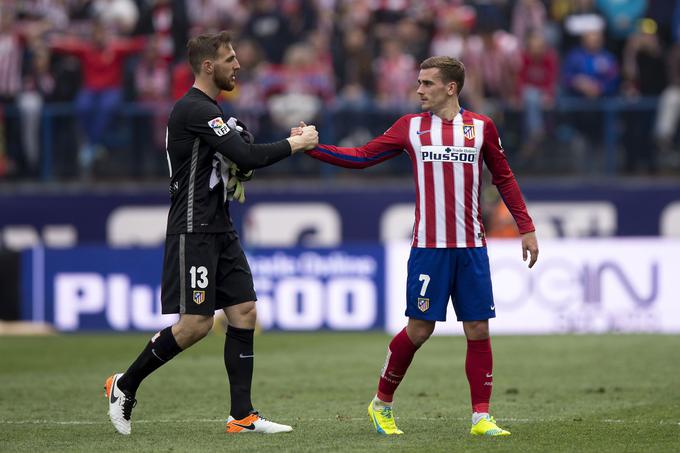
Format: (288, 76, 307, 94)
(472, 118, 485, 246)
(165, 127, 172, 177)
(429, 115, 447, 246)
(453, 113, 467, 246)
(409, 116, 426, 247)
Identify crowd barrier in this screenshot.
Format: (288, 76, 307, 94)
(0, 96, 660, 179)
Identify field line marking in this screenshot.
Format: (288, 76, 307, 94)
(1, 418, 678, 426)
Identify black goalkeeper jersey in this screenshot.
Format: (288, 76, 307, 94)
(165, 87, 290, 235)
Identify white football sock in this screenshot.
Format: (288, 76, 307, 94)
(472, 412, 489, 424)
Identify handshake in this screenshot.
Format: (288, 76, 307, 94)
(286, 121, 319, 154)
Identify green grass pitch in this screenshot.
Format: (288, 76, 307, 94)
(1, 332, 679, 452)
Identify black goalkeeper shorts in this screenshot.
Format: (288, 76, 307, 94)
(161, 232, 256, 315)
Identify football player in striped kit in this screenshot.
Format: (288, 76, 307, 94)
(301, 56, 539, 436)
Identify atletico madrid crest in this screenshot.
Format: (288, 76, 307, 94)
(417, 297, 430, 312)
(193, 290, 206, 305)
(463, 124, 475, 140)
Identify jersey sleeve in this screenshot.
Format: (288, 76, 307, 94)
(482, 120, 535, 234)
(306, 116, 409, 168)
(186, 102, 241, 149)
(187, 102, 291, 170)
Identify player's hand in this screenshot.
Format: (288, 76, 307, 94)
(521, 231, 539, 268)
(286, 124, 318, 154)
(289, 121, 306, 137)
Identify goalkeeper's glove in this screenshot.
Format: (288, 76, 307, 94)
(226, 165, 253, 203)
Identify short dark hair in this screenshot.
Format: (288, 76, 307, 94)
(187, 31, 233, 74)
(420, 56, 465, 94)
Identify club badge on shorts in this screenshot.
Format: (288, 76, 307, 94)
(193, 290, 206, 305)
(417, 297, 429, 312)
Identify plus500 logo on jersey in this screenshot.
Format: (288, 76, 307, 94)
(420, 146, 478, 163)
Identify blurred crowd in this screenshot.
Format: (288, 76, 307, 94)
(1, 0, 680, 181)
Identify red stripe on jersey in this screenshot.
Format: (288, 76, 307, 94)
(462, 112, 475, 247)
(405, 121, 420, 248)
(441, 121, 456, 246)
(477, 134, 487, 246)
(419, 115, 436, 247)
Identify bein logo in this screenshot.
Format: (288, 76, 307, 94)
(491, 258, 660, 310)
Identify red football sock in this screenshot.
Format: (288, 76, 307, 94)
(376, 328, 419, 402)
(466, 338, 493, 414)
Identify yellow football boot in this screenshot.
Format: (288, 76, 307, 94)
(470, 415, 511, 436)
(368, 399, 404, 435)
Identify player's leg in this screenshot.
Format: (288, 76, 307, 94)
(452, 247, 509, 436)
(106, 314, 212, 435)
(368, 318, 434, 435)
(223, 301, 256, 422)
(216, 233, 291, 434)
(369, 248, 452, 435)
(105, 233, 218, 435)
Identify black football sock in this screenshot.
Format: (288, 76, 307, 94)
(117, 326, 183, 395)
(225, 325, 255, 419)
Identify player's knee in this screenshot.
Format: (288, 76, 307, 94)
(463, 320, 489, 340)
(195, 317, 214, 339)
(407, 323, 435, 346)
(176, 315, 214, 342)
(224, 301, 257, 329)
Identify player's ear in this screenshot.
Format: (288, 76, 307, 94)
(203, 59, 213, 74)
(449, 81, 457, 95)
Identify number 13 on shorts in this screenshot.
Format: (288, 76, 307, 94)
(190, 265, 209, 289)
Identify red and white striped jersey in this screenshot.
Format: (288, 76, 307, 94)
(307, 109, 535, 248)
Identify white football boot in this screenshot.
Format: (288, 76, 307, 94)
(226, 411, 293, 433)
(104, 373, 136, 435)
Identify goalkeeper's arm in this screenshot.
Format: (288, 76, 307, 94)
(215, 126, 317, 171)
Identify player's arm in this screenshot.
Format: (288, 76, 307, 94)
(482, 120, 539, 268)
(188, 106, 317, 171)
(305, 117, 408, 169)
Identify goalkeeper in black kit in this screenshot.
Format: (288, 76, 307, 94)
(104, 30, 318, 435)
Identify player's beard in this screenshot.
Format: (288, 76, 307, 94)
(214, 69, 235, 92)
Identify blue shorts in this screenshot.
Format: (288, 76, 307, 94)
(405, 247, 495, 322)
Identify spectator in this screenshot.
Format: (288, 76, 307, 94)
(511, 0, 548, 46)
(562, 25, 620, 167)
(373, 39, 418, 109)
(596, 0, 647, 57)
(430, 5, 474, 60)
(92, 0, 139, 35)
(395, 17, 431, 63)
(654, 42, 680, 168)
(186, 0, 247, 35)
(50, 21, 145, 174)
(134, 0, 188, 63)
(243, 0, 295, 64)
(333, 28, 374, 108)
(563, 28, 619, 98)
(133, 37, 170, 156)
(262, 41, 334, 129)
(556, 0, 603, 54)
(464, 22, 521, 114)
(0, 6, 24, 178)
(621, 18, 666, 173)
(516, 29, 559, 163)
(16, 44, 56, 177)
